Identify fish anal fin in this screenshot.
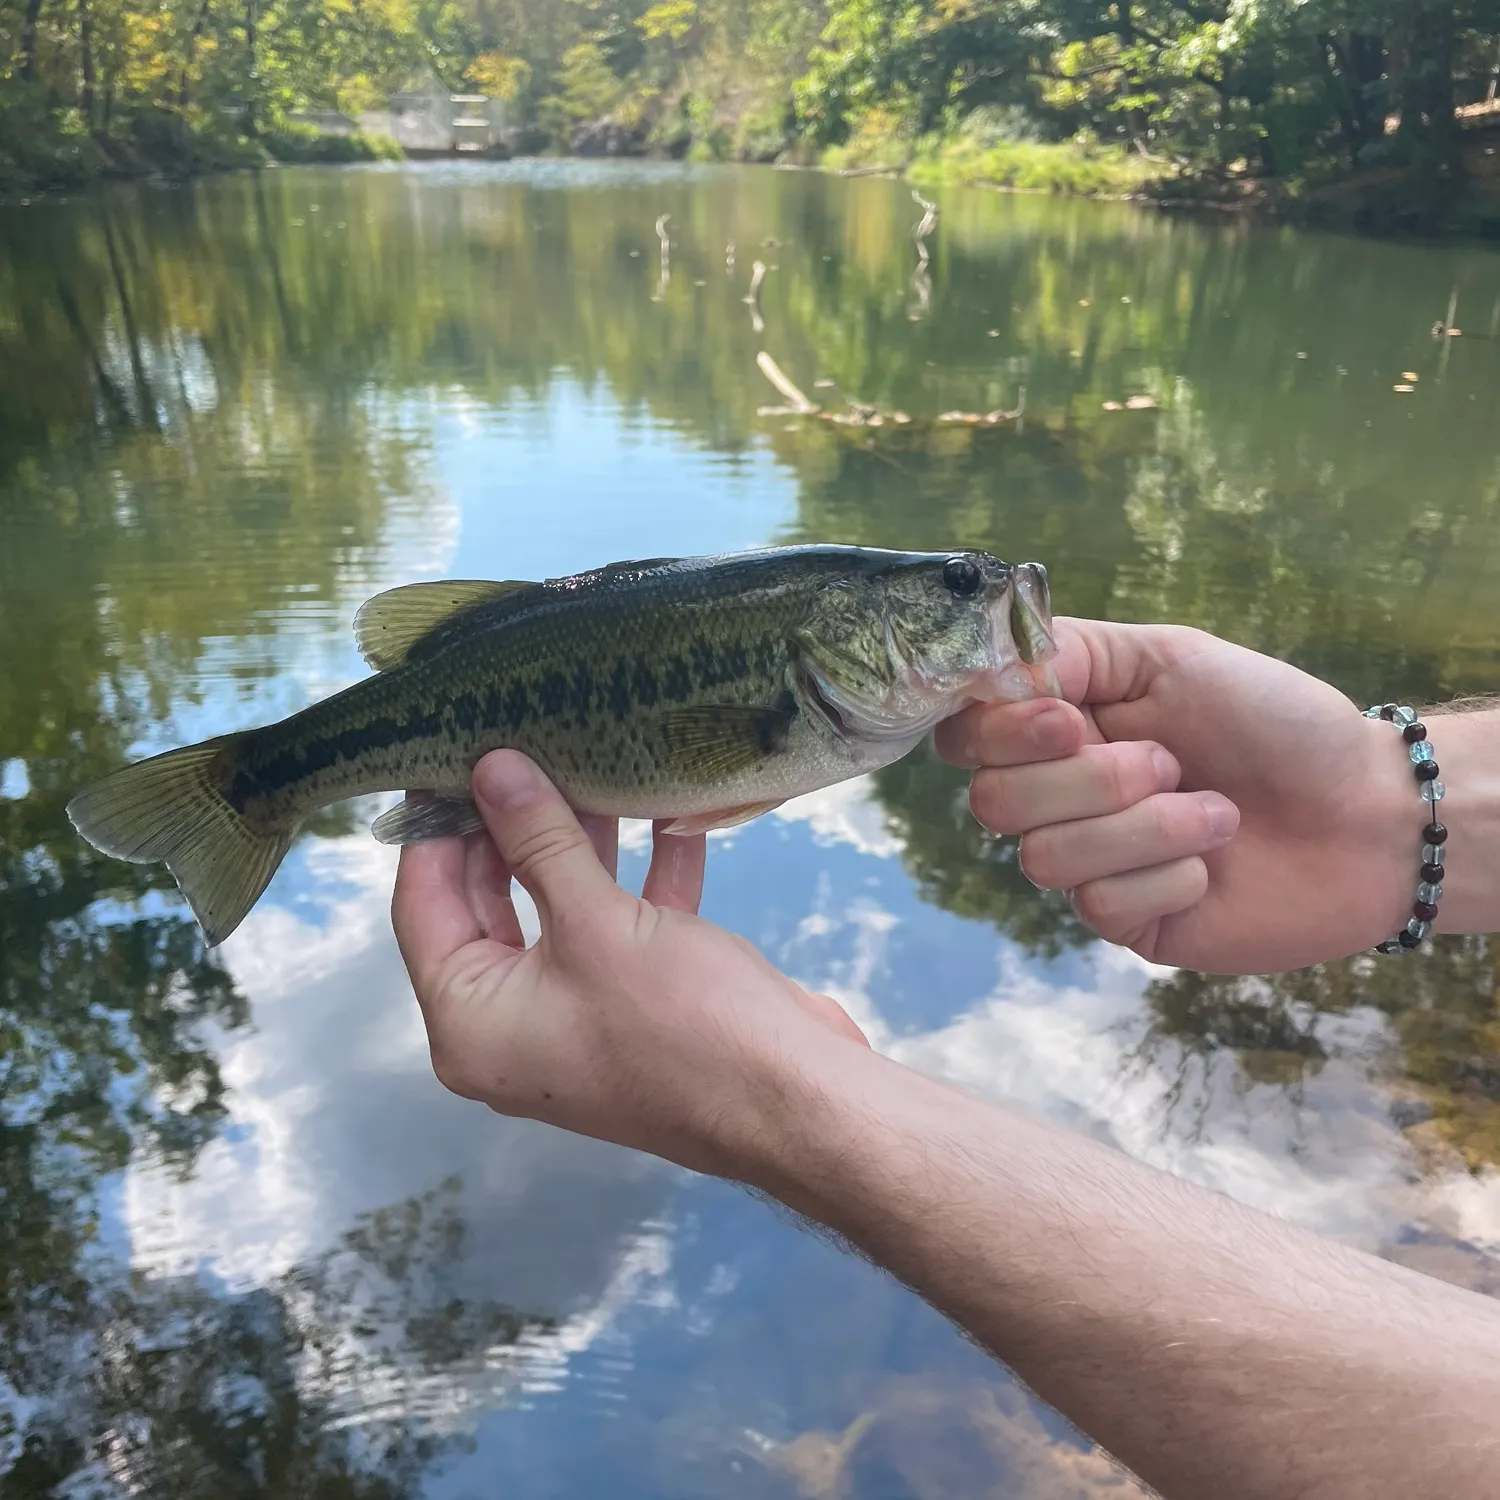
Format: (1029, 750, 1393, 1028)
(371, 793, 485, 846)
(65, 735, 295, 947)
(354, 580, 537, 671)
(656, 705, 793, 781)
(660, 799, 784, 836)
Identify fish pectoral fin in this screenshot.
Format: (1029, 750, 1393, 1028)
(354, 579, 537, 671)
(656, 705, 794, 780)
(371, 793, 486, 845)
(660, 799, 784, 836)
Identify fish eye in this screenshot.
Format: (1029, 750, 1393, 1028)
(942, 556, 982, 598)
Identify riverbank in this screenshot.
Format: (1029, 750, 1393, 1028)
(814, 114, 1500, 240)
(0, 115, 402, 200)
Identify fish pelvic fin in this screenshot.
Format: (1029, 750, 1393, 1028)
(371, 793, 485, 845)
(66, 736, 296, 948)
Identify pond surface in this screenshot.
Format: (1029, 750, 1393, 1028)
(2, 160, 1499, 1498)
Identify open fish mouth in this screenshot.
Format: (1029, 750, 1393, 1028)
(976, 561, 1063, 702)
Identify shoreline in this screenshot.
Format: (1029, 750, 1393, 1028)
(8, 143, 1500, 245)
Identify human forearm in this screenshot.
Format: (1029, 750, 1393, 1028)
(745, 1041, 1500, 1500)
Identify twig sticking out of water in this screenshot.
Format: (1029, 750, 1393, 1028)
(743, 259, 767, 333)
(653, 214, 671, 301)
(1435, 285, 1462, 376)
(912, 189, 938, 271)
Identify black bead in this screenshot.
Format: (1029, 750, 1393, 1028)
(1423, 822, 1448, 845)
(1414, 760, 1440, 782)
(1398, 929, 1421, 949)
(1421, 862, 1445, 883)
(1380, 703, 1400, 721)
(1414, 900, 1439, 922)
(1403, 722, 1427, 744)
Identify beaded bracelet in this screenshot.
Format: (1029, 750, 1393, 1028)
(1362, 702, 1447, 954)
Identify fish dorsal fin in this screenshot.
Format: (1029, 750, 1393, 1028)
(656, 705, 794, 781)
(354, 580, 537, 670)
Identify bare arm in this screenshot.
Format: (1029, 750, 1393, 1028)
(391, 621, 1500, 1499)
(751, 1043, 1500, 1500)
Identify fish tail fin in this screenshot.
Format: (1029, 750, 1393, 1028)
(66, 735, 295, 947)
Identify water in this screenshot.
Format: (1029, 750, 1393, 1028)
(1, 160, 1498, 1497)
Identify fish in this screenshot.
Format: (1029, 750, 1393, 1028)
(66, 545, 1060, 946)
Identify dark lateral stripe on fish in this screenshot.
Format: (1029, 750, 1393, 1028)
(233, 637, 785, 805)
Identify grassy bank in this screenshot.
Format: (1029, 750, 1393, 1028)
(815, 109, 1500, 241)
(818, 112, 1163, 199)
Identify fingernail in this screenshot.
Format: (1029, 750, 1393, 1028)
(1149, 745, 1177, 786)
(1026, 703, 1073, 752)
(474, 750, 543, 809)
(1202, 793, 1239, 841)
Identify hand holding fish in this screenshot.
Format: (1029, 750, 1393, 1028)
(936, 619, 1500, 972)
(392, 748, 869, 1178)
(394, 686, 1500, 1500)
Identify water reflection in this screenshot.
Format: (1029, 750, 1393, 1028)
(1, 161, 1498, 1497)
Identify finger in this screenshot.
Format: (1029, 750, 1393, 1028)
(1071, 856, 1209, 946)
(934, 697, 1089, 770)
(463, 828, 524, 947)
(970, 740, 1180, 837)
(579, 813, 619, 882)
(799, 989, 871, 1047)
(393, 838, 484, 996)
(471, 750, 621, 930)
(642, 822, 706, 913)
(1058, 617, 1213, 708)
(1018, 791, 1239, 891)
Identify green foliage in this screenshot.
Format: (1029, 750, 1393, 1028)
(799, 0, 1500, 225)
(263, 122, 405, 160)
(538, 38, 626, 144)
(3, 0, 1498, 219)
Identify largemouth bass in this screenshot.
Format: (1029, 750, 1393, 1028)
(68, 545, 1058, 946)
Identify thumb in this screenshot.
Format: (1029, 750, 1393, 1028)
(472, 750, 619, 930)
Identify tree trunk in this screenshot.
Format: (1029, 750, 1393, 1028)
(176, 0, 213, 143)
(1321, 30, 1386, 170)
(78, 0, 96, 131)
(243, 0, 258, 137)
(19, 0, 45, 81)
(1395, 2, 1461, 178)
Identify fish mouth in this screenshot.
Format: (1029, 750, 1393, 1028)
(976, 561, 1063, 702)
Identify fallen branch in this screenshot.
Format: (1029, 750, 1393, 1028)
(756, 352, 819, 414)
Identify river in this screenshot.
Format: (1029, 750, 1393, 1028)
(1, 160, 1498, 1498)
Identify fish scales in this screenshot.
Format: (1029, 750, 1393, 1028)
(233, 552, 833, 825)
(66, 545, 1060, 944)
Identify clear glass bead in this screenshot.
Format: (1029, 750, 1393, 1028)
(1394, 706, 1417, 726)
(1405, 918, 1432, 941)
(1422, 843, 1445, 865)
(1417, 881, 1444, 904)
(1376, 940, 1406, 955)
(1409, 740, 1435, 763)
(1420, 779, 1446, 802)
